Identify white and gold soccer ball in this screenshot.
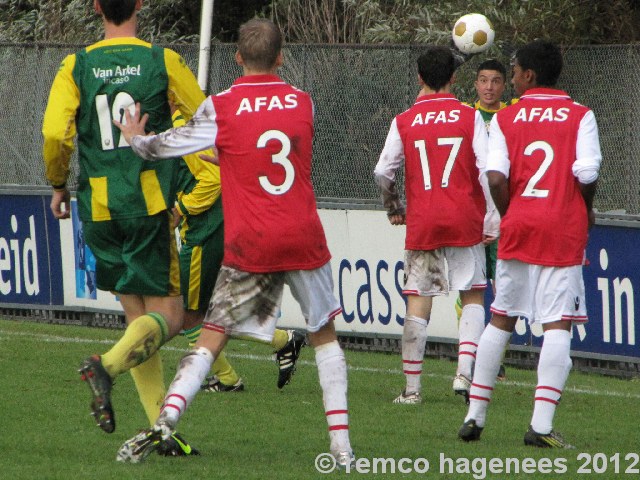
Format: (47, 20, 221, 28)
(452, 13, 495, 54)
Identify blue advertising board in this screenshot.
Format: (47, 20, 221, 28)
(510, 224, 640, 358)
(0, 194, 63, 305)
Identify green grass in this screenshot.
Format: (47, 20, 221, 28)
(1, 319, 639, 479)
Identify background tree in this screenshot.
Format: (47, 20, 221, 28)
(1, 0, 638, 45)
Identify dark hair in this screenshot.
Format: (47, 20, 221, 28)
(416, 46, 455, 91)
(476, 59, 506, 80)
(97, 0, 137, 26)
(515, 40, 563, 87)
(238, 19, 283, 71)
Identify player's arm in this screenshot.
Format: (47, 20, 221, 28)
(42, 54, 79, 219)
(486, 115, 511, 217)
(171, 110, 221, 216)
(164, 49, 206, 120)
(573, 110, 603, 228)
(116, 98, 218, 161)
(472, 110, 499, 240)
(374, 118, 406, 224)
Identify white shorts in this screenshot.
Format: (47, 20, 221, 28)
(203, 263, 342, 341)
(491, 259, 587, 325)
(403, 244, 487, 297)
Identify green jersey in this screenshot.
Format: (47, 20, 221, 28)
(43, 37, 205, 222)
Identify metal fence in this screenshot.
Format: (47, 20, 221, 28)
(1, 42, 638, 213)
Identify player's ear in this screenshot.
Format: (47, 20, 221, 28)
(94, 0, 101, 14)
(275, 51, 284, 68)
(135, 0, 143, 11)
(235, 50, 243, 66)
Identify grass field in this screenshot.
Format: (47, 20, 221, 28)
(1, 319, 639, 479)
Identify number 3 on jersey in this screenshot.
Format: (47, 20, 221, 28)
(257, 129, 295, 195)
(414, 137, 463, 190)
(95, 92, 135, 150)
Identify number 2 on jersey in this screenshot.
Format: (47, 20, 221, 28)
(414, 137, 462, 190)
(522, 140, 553, 198)
(95, 92, 135, 150)
(257, 129, 295, 195)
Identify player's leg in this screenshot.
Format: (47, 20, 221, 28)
(79, 214, 182, 433)
(121, 295, 165, 427)
(116, 326, 228, 463)
(117, 267, 284, 463)
(394, 249, 447, 404)
(486, 241, 507, 380)
(524, 321, 573, 448)
(459, 259, 525, 441)
(179, 217, 244, 392)
(454, 288, 485, 402)
(446, 244, 487, 402)
(287, 264, 353, 468)
(525, 265, 584, 449)
(396, 295, 431, 403)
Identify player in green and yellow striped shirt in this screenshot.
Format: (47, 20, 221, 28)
(42, 0, 202, 455)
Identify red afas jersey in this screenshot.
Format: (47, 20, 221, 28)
(133, 74, 331, 273)
(376, 93, 489, 250)
(487, 88, 602, 266)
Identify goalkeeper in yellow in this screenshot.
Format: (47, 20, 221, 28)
(42, 0, 206, 455)
(454, 59, 515, 401)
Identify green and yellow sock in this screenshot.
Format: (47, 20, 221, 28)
(271, 329, 289, 351)
(211, 351, 240, 386)
(129, 351, 165, 425)
(101, 312, 168, 378)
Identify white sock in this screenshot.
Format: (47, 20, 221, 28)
(158, 347, 213, 428)
(457, 304, 485, 379)
(316, 341, 351, 454)
(401, 315, 429, 394)
(465, 323, 511, 427)
(530, 329, 572, 434)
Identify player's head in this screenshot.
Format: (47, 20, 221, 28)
(237, 18, 283, 72)
(512, 40, 562, 94)
(95, 0, 139, 26)
(416, 46, 456, 92)
(474, 59, 506, 110)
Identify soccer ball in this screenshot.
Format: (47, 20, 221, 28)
(452, 13, 495, 54)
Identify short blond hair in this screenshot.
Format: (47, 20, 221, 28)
(238, 19, 282, 71)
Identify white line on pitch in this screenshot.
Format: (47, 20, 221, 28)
(1, 328, 639, 400)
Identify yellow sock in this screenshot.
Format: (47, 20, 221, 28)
(455, 296, 463, 322)
(129, 351, 165, 425)
(271, 329, 289, 351)
(101, 312, 168, 378)
(211, 351, 240, 386)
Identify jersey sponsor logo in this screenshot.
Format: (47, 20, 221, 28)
(410, 110, 460, 127)
(513, 106, 569, 123)
(236, 94, 298, 115)
(92, 64, 142, 84)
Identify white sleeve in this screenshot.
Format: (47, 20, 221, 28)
(473, 111, 499, 237)
(486, 115, 510, 178)
(131, 97, 218, 161)
(374, 118, 406, 216)
(374, 118, 404, 181)
(573, 110, 602, 184)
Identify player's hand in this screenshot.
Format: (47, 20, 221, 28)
(482, 234, 497, 245)
(50, 188, 70, 219)
(199, 152, 219, 165)
(171, 207, 181, 228)
(388, 214, 406, 226)
(113, 102, 149, 145)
